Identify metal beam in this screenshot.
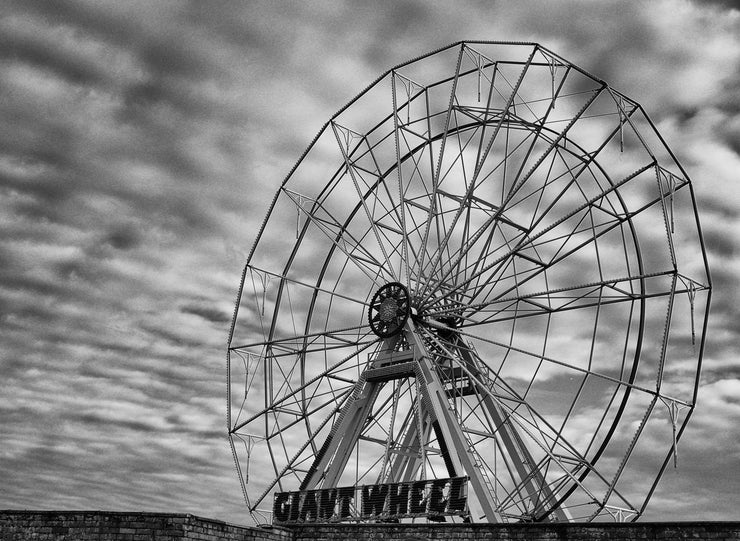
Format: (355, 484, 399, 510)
(404, 321, 502, 522)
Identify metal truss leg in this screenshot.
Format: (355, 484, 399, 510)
(300, 376, 382, 490)
(455, 339, 570, 521)
(413, 357, 500, 522)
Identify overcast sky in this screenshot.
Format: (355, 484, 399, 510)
(1, 0, 739, 525)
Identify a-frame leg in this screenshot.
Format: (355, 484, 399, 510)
(451, 335, 570, 521)
(300, 336, 399, 491)
(406, 324, 502, 522)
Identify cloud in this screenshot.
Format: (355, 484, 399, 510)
(0, 0, 738, 526)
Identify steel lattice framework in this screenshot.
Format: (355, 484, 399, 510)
(227, 41, 711, 524)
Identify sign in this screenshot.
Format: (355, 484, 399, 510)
(273, 476, 468, 524)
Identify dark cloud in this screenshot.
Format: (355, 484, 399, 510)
(0, 114, 78, 178)
(703, 227, 735, 259)
(104, 223, 144, 251)
(695, 0, 740, 10)
(118, 76, 227, 128)
(698, 197, 740, 221)
(73, 412, 161, 433)
(181, 302, 232, 324)
(8, 0, 142, 46)
(0, 31, 106, 89)
(137, 35, 217, 81)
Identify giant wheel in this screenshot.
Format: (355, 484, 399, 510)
(227, 41, 711, 523)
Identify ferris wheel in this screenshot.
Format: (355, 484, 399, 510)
(227, 41, 711, 524)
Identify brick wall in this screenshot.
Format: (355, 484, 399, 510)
(2, 512, 739, 541)
(289, 522, 740, 541)
(0, 511, 291, 541)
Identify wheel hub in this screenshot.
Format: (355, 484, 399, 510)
(378, 298, 399, 322)
(368, 282, 411, 338)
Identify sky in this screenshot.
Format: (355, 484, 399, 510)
(0, 0, 738, 526)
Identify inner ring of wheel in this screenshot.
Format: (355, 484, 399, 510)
(368, 282, 411, 338)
